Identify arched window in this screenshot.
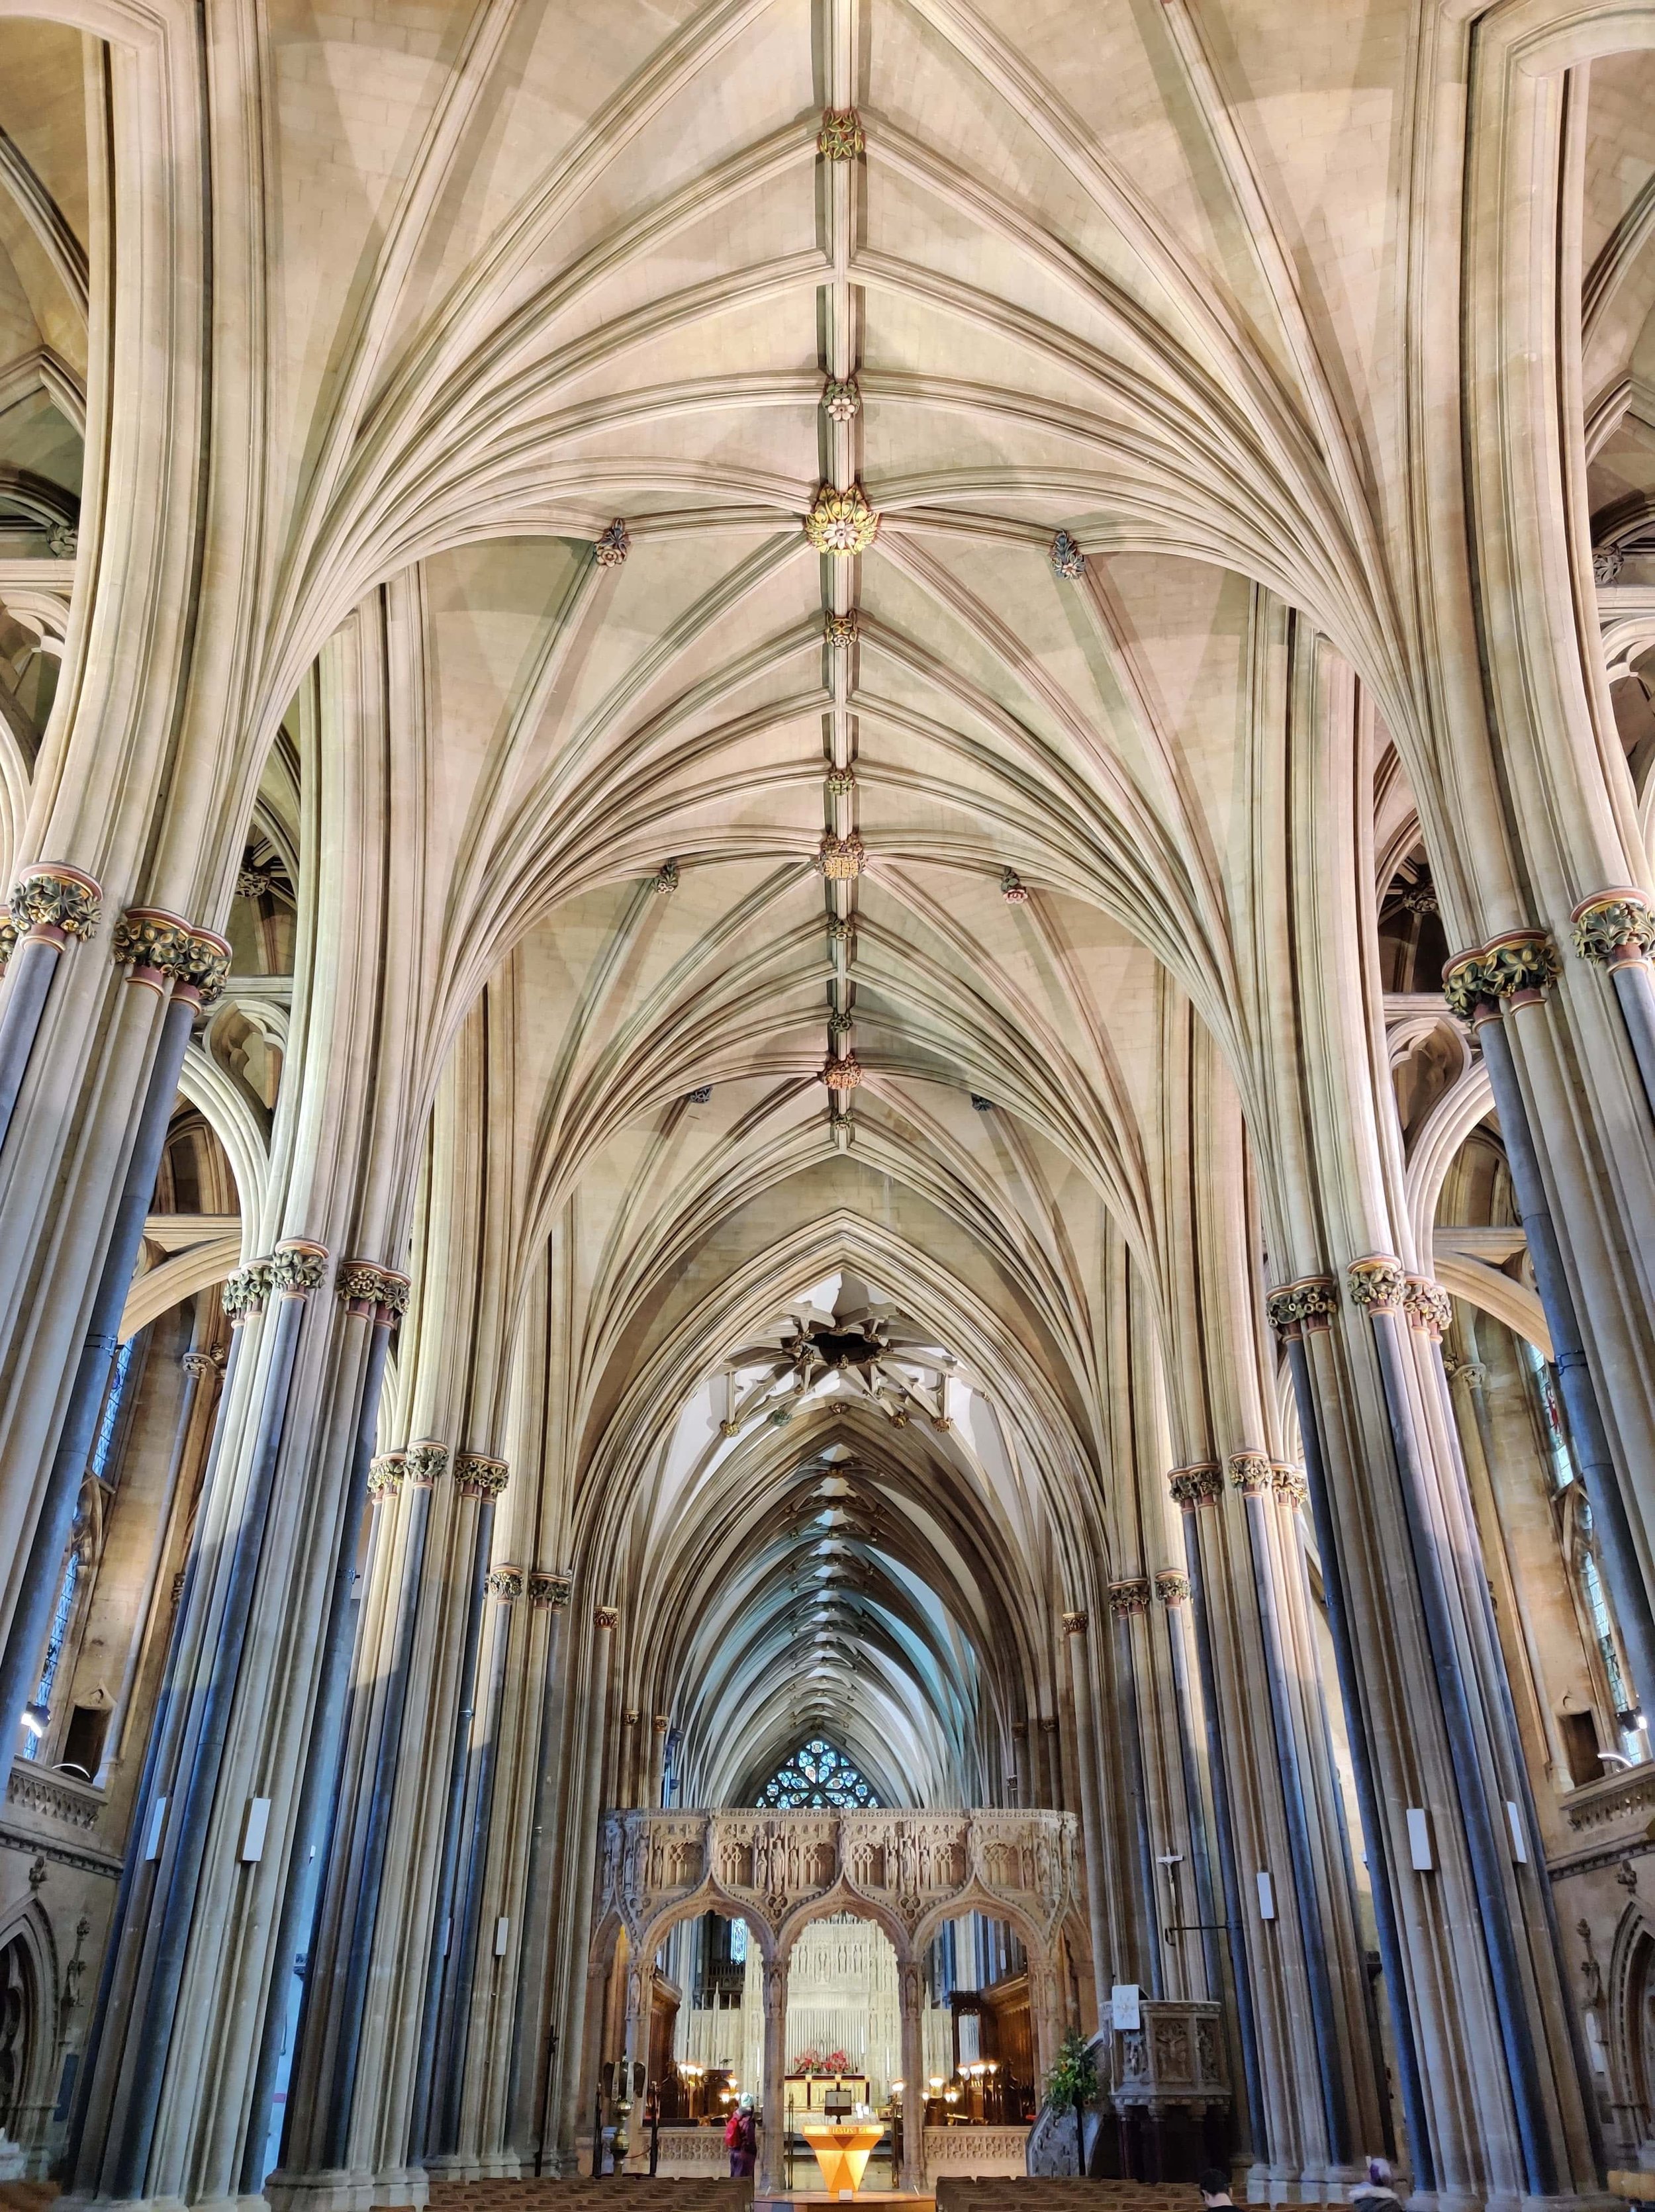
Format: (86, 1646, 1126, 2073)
(755, 1739, 878, 1808)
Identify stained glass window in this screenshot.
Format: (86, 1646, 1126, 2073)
(755, 1738, 878, 1809)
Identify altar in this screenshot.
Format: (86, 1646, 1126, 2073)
(786, 2072, 870, 2112)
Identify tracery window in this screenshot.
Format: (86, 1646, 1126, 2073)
(755, 1738, 878, 1809)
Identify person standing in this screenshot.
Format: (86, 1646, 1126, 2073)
(726, 2094, 757, 2177)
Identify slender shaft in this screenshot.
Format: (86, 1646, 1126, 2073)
(244, 1310, 392, 2192)
(0, 937, 63, 1159)
(0, 988, 195, 1803)
(1366, 1304, 1554, 2196)
(1284, 1331, 1433, 2188)
(1477, 1010, 1655, 1708)
(103, 1275, 312, 2199)
(1239, 1485, 1348, 2164)
(1180, 1507, 1266, 2160)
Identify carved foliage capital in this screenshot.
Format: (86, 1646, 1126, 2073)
(1228, 1452, 1272, 1497)
(1403, 1275, 1453, 1340)
(271, 1240, 329, 1297)
(1347, 1255, 1407, 1314)
(367, 1453, 406, 1502)
(1061, 1610, 1088, 1636)
(594, 518, 630, 567)
(1108, 1578, 1151, 1617)
(1049, 530, 1084, 580)
(112, 908, 193, 980)
(222, 1259, 273, 1323)
(1168, 1463, 1223, 1510)
(488, 1565, 524, 1604)
(1154, 1569, 1191, 1606)
(1265, 1276, 1338, 1336)
(530, 1570, 573, 1609)
(1271, 1464, 1308, 1511)
(1572, 890, 1655, 966)
(11, 864, 101, 943)
(455, 1452, 509, 1500)
(594, 1602, 620, 1630)
(404, 1440, 448, 1489)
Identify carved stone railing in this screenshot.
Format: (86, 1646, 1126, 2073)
(6, 1766, 103, 1833)
(598, 1806, 1079, 1961)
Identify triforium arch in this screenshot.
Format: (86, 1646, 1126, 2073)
(0, 4, 1650, 2211)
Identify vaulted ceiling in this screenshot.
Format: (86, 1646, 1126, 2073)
(5, 0, 1655, 1802)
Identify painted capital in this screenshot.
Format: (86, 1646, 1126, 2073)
(1108, 1577, 1151, 1616)
(825, 611, 859, 647)
(487, 1565, 524, 1604)
(1484, 928, 1561, 1007)
(1403, 1275, 1453, 1340)
(1000, 866, 1029, 904)
(0, 915, 15, 970)
(179, 1350, 222, 1381)
(334, 1260, 385, 1309)
(455, 1452, 510, 1500)
(1572, 889, 1655, 968)
(367, 1453, 406, 1503)
(816, 107, 865, 158)
(822, 1053, 863, 1090)
(1168, 1463, 1223, 1510)
(1271, 1463, 1308, 1511)
(1155, 1569, 1191, 1607)
(271, 1239, 329, 1297)
(175, 926, 233, 1008)
(530, 1570, 573, 1609)
(1049, 530, 1084, 580)
(820, 832, 865, 878)
(236, 868, 272, 899)
(1265, 1275, 1339, 1336)
(823, 376, 861, 422)
(111, 907, 194, 988)
(1228, 1451, 1272, 1497)
(649, 860, 679, 894)
(1347, 1254, 1407, 1313)
(404, 1439, 449, 1488)
(828, 915, 855, 944)
(594, 1602, 619, 1630)
(1442, 947, 1492, 1023)
(221, 1259, 273, 1324)
(804, 483, 878, 555)
(828, 1007, 853, 1036)
(825, 766, 857, 797)
(10, 863, 101, 945)
(1061, 1610, 1088, 1636)
(594, 518, 630, 567)
(653, 1714, 669, 1733)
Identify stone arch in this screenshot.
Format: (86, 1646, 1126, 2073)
(777, 1883, 914, 1970)
(1607, 1898, 1655, 2144)
(632, 1887, 777, 1972)
(0, 1902, 56, 2153)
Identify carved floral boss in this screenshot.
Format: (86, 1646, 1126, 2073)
(600, 1807, 1078, 1951)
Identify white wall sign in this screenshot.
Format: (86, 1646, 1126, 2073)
(1110, 1982, 1141, 2030)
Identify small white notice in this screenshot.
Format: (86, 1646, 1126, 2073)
(495, 1914, 510, 1957)
(240, 1798, 271, 1863)
(1256, 1870, 1276, 1921)
(1506, 1800, 1529, 1865)
(1111, 1982, 1141, 2031)
(144, 1796, 167, 1861)
(1407, 1807, 1433, 1871)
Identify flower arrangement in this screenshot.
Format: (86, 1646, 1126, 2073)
(1043, 2030, 1098, 2114)
(789, 2047, 853, 2077)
